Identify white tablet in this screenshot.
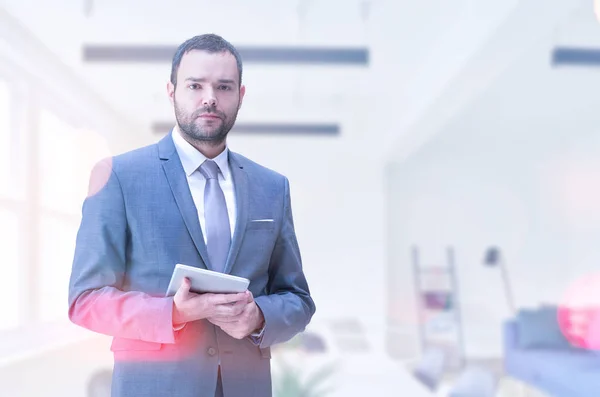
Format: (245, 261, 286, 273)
(165, 264, 250, 296)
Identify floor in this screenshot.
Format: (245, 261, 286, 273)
(405, 356, 551, 397)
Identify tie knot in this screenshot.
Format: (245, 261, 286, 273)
(199, 160, 220, 180)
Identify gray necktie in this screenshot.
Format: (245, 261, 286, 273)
(199, 160, 231, 272)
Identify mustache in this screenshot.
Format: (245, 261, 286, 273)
(193, 106, 225, 119)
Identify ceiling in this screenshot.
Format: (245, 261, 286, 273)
(2, 0, 372, 129)
(1, 0, 565, 145)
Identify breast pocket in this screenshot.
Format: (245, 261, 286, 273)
(239, 221, 278, 272)
(247, 220, 277, 231)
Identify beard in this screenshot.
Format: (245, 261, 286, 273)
(174, 99, 239, 147)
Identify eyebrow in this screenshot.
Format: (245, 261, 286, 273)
(184, 77, 236, 84)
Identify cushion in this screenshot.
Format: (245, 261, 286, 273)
(516, 306, 574, 350)
(505, 348, 600, 397)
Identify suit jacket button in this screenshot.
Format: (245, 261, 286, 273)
(207, 347, 217, 356)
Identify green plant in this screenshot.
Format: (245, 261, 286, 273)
(273, 359, 337, 397)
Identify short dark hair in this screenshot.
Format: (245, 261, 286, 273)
(170, 34, 243, 87)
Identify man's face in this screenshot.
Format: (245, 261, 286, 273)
(168, 50, 245, 145)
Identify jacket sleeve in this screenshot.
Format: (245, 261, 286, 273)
(253, 177, 316, 348)
(67, 159, 178, 344)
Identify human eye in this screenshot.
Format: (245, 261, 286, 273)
(189, 83, 201, 90)
(218, 85, 232, 91)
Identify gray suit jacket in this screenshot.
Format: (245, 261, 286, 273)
(68, 133, 316, 397)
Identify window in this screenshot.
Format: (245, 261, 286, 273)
(0, 208, 21, 330)
(0, 80, 13, 198)
(39, 216, 79, 323)
(0, 26, 119, 359)
(39, 109, 85, 215)
(37, 108, 110, 323)
(0, 80, 21, 330)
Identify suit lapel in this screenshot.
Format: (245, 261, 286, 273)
(158, 133, 211, 269)
(224, 152, 248, 274)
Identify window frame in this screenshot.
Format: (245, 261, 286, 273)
(0, 55, 102, 333)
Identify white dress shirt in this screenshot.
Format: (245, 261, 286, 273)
(172, 127, 237, 244)
(171, 127, 264, 341)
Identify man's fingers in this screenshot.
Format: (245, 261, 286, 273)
(208, 292, 249, 305)
(208, 316, 238, 324)
(175, 277, 191, 300)
(208, 319, 245, 339)
(211, 306, 245, 320)
(214, 300, 247, 317)
(182, 277, 191, 290)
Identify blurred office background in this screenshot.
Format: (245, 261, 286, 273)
(2, 0, 600, 396)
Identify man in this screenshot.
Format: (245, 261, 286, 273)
(68, 34, 316, 397)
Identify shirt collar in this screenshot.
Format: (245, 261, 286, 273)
(171, 125, 230, 179)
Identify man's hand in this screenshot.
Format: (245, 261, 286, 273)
(207, 291, 265, 340)
(172, 278, 248, 326)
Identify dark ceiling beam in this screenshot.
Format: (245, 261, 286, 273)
(83, 45, 369, 66)
(152, 122, 340, 136)
(552, 47, 600, 67)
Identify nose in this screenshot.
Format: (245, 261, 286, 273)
(202, 91, 217, 108)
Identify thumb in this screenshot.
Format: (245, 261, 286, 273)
(246, 290, 254, 303)
(175, 277, 191, 301)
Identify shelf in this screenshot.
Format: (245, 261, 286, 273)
(412, 246, 465, 370)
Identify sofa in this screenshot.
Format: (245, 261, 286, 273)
(504, 315, 600, 397)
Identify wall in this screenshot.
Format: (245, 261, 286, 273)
(386, 4, 600, 358)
